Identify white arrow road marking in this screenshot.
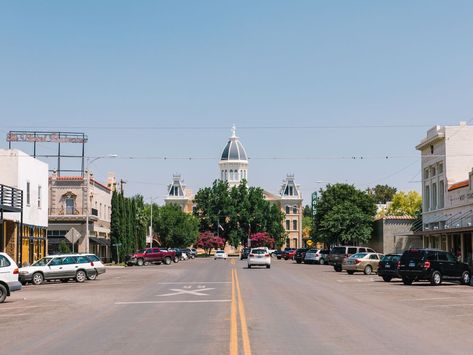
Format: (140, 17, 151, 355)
(158, 288, 215, 297)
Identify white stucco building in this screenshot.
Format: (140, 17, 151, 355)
(0, 149, 48, 264)
(416, 122, 473, 264)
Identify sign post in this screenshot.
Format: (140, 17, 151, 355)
(112, 243, 122, 264)
(64, 228, 81, 253)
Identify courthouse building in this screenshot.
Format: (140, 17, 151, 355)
(166, 127, 303, 249)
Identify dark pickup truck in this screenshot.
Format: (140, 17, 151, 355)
(126, 248, 177, 266)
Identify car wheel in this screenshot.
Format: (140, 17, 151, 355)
(87, 272, 97, 281)
(461, 271, 471, 285)
(382, 276, 392, 282)
(347, 270, 355, 275)
(32, 272, 44, 285)
(277, 256, 281, 260)
(75, 270, 87, 283)
(266, 265, 270, 269)
(334, 265, 342, 272)
(296, 260, 302, 264)
(137, 258, 144, 266)
(319, 258, 325, 265)
(0, 284, 7, 303)
(163, 257, 171, 265)
(173, 256, 179, 263)
(248, 265, 252, 269)
(402, 277, 413, 285)
(364, 265, 373, 275)
(431, 271, 442, 286)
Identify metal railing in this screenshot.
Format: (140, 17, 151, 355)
(0, 184, 23, 211)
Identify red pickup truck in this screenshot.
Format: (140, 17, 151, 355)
(126, 248, 177, 266)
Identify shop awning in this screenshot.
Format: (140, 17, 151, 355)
(89, 237, 110, 246)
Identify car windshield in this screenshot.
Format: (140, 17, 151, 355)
(32, 257, 53, 266)
(350, 253, 367, 259)
(307, 249, 318, 253)
(381, 255, 400, 262)
(251, 249, 266, 254)
(330, 247, 346, 254)
(216, 251, 224, 254)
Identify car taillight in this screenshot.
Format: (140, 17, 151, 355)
(396, 261, 400, 269)
(355, 259, 362, 264)
(264, 254, 269, 257)
(423, 261, 431, 269)
(250, 254, 255, 257)
(13, 268, 19, 274)
(91, 262, 95, 267)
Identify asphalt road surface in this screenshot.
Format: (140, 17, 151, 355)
(3, 257, 473, 354)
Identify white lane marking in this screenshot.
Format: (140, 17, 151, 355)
(400, 297, 455, 302)
(115, 299, 231, 305)
(0, 313, 28, 317)
(158, 288, 215, 297)
(157, 282, 230, 284)
(425, 303, 473, 308)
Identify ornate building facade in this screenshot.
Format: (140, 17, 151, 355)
(165, 127, 304, 249)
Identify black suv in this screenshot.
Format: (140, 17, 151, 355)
(294, 248, 308, 264)
(398, 249, 470, 286)
(377, 254, 402, 282)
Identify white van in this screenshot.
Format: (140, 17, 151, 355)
(0, 252, 22, 303)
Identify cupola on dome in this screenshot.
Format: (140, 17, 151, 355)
(220, 126, 248, 161)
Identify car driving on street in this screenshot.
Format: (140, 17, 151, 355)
(248, 248, 271, 269)
(214, 250, 228, 260)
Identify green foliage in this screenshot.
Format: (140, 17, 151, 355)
(367, 184, 397, 204)
(314, 183, 376, 246)
(193, 180, 286, 247)
(58, 239, 70, 254)
(302, 216, 313, 238)
(110, 191, 148, 263)
(303, 205, 312, 218)
(156, 204, 200, 247)
(386, 191, 422, 217)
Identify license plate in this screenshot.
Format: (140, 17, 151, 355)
(257, 255, 262, 258)
(409, 262, 415, 267)
(385, 264, 390, 268)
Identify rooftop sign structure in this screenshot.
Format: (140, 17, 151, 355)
(6, 131, 87, 177)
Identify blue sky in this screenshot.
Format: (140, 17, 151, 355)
(1, 1, 473, 203)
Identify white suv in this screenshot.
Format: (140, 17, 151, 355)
(0, 252, 22, 303)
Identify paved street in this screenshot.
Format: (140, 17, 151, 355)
(3, 258, 473, 354)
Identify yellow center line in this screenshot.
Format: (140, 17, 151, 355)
(230, 269, 238, 355)
(235, 269, 252, 355)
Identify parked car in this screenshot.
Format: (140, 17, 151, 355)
(304, 249, 330, 264)
(214, 250, 228, 260)
(181, 248, 196, 259)
(294, 248, 308, 264)
(125, 248, 176, 266)
(377, 254, 402, 282)
(398, 248, 470, 286)
(274, 250, 283, 259)
(0, 252, 22, 303)
(328, 246, 376, 272)
(282, 248, 297, 260)
(240, 247, 251, 260)
(19, 255, 96, 285)
(343, 252, 384, 275)
(248, 248, 271, 269)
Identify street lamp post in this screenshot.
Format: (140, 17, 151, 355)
(84, 154, 118, 253)
(148, 197, 159, 248)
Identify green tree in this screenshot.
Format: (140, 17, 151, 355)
(58, 239, 70, 253)
(303, 205, 312, 218)
(193, 180, 285, 247)
(367, 184, 397, 204)
(386, 191, 422, 217)
(315, 183, 376, 246)
(157, 204, 199, 247)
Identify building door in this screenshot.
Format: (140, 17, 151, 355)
(463, 232, 472, 265)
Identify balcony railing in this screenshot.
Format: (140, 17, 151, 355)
(0, 184, 23, 212)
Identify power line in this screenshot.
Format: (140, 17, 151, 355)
(0, 124, 436, 131)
